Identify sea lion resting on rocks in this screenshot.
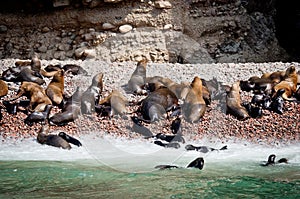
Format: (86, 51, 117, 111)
(37, 125, 82, 149)
(128, 59, 147, 95)
(81, 72, 103, 114)
(46, 69, 64, 106)
(49, 87, 83, 126)
(182, 76, 206, 123)
(226, 81, 250, 120)
(24, 104, 52, 126)
(273, 65, 298, 101)
(155, 157, 204, 170)
(10, 81, 52, 112)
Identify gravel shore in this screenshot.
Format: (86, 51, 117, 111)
(0, 59, 299, 146)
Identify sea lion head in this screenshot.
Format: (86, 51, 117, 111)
(267, 154, 276, 165)
(91, 72, 104, 91)
(190, 76, 202, 90)
(285, 65, 296, 76)
(30, 53, 41, 72)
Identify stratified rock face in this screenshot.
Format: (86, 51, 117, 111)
(0, 0, 292, 63)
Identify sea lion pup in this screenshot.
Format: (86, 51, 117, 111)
(49, 87, 83, 126)
(127, 59, 147, 95)
(24, 104, 52, 126)
(10, 81, 52, 112)
(98, 89, 129, 117)
(0, 80, 8, 97)
(273, 65, 298, 101)
(58, 132, 82, 147)
(81, 72, 104, 114)
(140, 86, 179, 122)
(185, 144, 227, 153)
(226, 81, 250, 120)
(45, 69, 64, 106)
(37, 125, 71, 150)
(261, 154, 288, 166)
(155, 157, 204, 170)
(182, 76, 206, 123)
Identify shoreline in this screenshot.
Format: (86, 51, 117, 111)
(0, 59, 299, 147)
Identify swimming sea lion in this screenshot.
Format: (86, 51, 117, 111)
(10, 81, 52, 112)
(0, 80, 8, 97)
(128, 59, 147, 95)
(24, 104, 52, 126)
(46, 69, 64, 106)
(273, 65, 298, 101)
(37, 125, 71, 150)
(81, 72, 103, 114)
(226, 81, 250, 120)
(182, 76, 206, 123)
(185, 144, 227, 153)
(261, 154, 288, 166)
(58, 132, 82, 147)
(49, 87, 83, 126)
(154, 157, 204, 170)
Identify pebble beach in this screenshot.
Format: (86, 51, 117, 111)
(0, 59, 299, 146)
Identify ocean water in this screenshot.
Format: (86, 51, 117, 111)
(0, 134, 299, 198)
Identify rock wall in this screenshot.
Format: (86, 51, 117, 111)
(0, 0, 292, 63)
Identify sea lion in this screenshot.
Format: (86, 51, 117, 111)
(185, 144, 227, 153)
(201, 78, 212, 105)
(261, 154, 288, 166)
(37, 125, 71, 150)
(182, 76, 206, 123)
(130, 116, 154, 137)
(251, 94, 272, 109)
(58, 132, 82, 147)
(98, 89, 129, 117)
(18, 66, 45, 85)
(154, 140, 180, 149)
(45, 69, 64, 106)
(242, 102, 262, 118)
(273, 65, 298, 101)
(0, 80, 8, 97)
(155, 157, 204, 170)
(24, 104, 52, 126)
(153, 132, 185, 143)
(49, 87, 83, 126)
(226, 81, 250, 120)
(270, 88, 285, 114)
(128, 59, 147, 95)
(81, 72, 103, 114)
(10, 81, 52, 112)
(171, 117, 181, 134)
(63, 64, 88, 76)
(140, 86, 178, 122)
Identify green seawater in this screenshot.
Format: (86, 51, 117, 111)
(0, 160, 299, 199)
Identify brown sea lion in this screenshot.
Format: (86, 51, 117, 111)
(260, 70, 285, 84)
(182, 76, 206, 123)
(128, 59, 147, 95)
(37, 125, 71, 150)
(49, 87, 83, 126)
(46, 69, 64, 106)
(273, 65, 298, 101)
(98, 89, 129, 117)
(81, 72, 104, 114)
(10, 81, 52, 112)
(226, 81, 250, 120)
(0, 80, 8, 97)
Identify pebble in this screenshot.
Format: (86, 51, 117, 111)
(118, 24, 133, 34)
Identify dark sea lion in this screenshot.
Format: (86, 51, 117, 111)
(44, 64, 63, 72)
(45, 69, 64, 106)
(240, 80, 255, 92)
(171, 117, 181, 134)
(98, 89, 129, 117)
(251, 94, 272, 109)
(3, 100, 18, 114)
(81, 72, 103, 114)
(153, 133, 185, 143)
(242, 102, 262, 118)
(0, 80, 8, 97)
(270, 88, 285, 114)
(10, 81, 52, 112)
(130, 116, 154, 137)
(24, 104, 52, 126)
(154, 165, 179, 170)
(154, 140, 180, 149)
(295, 87, 300, 101)
(63, 64, 88, 75)
(155, 157, 204, 170)
(273, 65, 298, 101)
(18, 66, 45, 85)
(226, 81, 250, 120)
(49, 87, 83, 126)
(1, 67, 21, 82)
(182, 76, 206, 123)
(58, 132, 82, 147)
(128, 59, 147, 95)
(185, 144, 227, 153)
(37, 125, 71, 150)
(141, 86, 178, 122)
(261, 154, 288, 166)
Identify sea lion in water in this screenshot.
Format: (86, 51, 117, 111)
(182, 76, 206, 123)
(37, 125, 71, 150)
(273, 65, 298, 101)
(128, 59, 147, 95)
(0, 80, 8, 97)
(154, 140, 180, 149)
(45, 69, 64, 106)
(10, 81, 52, 112)
(155, 157, 204, 170)
(185, 144, 227, 153)
(81, 72, 103, 114)
(49, 87, 83, 126)
(226, 81, 250, 120)
(24, 104, 52, 126)
(261, 154, 288, 166)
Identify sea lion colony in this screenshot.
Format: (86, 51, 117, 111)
(0, 56, 299, 148)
